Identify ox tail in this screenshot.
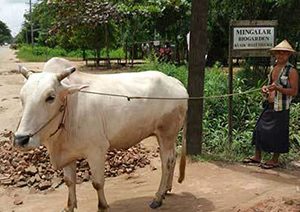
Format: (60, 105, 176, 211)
(178, 117, 187, 183)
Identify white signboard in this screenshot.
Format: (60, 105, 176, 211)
(233, 27, 275, 50)
(153, 40, 160, 46)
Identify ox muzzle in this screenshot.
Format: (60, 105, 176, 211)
(13, 133, 30, 147)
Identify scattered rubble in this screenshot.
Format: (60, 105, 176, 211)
(0, 131, 153, 191)
(241, 197, 300, 212)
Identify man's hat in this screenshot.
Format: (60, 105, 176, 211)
(270, 39, 296, 53)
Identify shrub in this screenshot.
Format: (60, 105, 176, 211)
(101, 48, 125, 58)
(135, 60, 188, 86)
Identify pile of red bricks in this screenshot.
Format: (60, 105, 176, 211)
(0, 130, 151, 191)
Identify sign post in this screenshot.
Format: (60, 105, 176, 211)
(228, 20, 277, 144)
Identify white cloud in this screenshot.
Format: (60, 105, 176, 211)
(0, 0, 37, 36)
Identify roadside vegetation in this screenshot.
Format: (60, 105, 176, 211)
(0, 20, 12, 45)
(17, 45, 125, 62)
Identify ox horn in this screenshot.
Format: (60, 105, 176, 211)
(19, 65, 33, 79)
(57, 67, 76, 82)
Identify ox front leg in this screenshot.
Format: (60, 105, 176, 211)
(62, 161, 77, 212)
(87, 149, 109, 212)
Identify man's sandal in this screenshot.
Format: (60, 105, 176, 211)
(242, 157, 261, 164)
(260, 163, 280, 169)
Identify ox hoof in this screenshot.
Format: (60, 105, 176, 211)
(61, 208, 73, 212)
(149, 200, 162, 209)
(164, 188, 172, 196)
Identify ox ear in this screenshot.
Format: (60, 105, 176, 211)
(57, 67, 76, 82)
(19, 65, 33, 79)
(59, 84, 89, 100)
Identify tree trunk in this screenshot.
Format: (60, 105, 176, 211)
(105, 23, 111, 68)
(125, 40, 128, 65)
(96, 49, 100, 67)
(175, 36, 180, 64)
(187, 0, 209, 155)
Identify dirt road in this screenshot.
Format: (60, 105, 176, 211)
(0, 46, 51, 133)
(0, 46, 300, 212)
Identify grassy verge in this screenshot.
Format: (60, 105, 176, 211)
(16, 45, 125, 62)
(16, 45, 81, 62)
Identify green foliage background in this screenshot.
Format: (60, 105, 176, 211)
(15, 0, 300, 65)
(0, 20, 12, 45)
(17, 45, 126, 62)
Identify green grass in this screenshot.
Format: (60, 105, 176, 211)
(16, 45, 80, 62)
(16, 45, 126, 62)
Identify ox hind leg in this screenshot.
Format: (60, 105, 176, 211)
(150, 123, 179, 209)
(87, 148, 109, 212)
(62, 161, 77, 212)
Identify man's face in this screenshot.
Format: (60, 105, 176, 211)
(274, 50, 292, 63)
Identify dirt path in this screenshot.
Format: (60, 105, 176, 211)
(0, 46, 45, 133)
(0, 47, 300, 212)
(1, 158, 299, 212)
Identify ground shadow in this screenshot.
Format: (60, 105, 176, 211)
(208, 160, 300, 185)
(109, 192, 215, 212)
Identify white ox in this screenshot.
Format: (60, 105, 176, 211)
(13, 57, 187, 212)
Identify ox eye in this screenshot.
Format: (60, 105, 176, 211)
(46, 95, 55, 103)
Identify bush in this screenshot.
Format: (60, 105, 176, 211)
(135, 60, 188, 86)
(101, 48, 125, 58)
(17, 45, 71, 62)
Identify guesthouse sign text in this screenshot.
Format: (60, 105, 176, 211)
(229, 20, 278, 57)
(233, 27, 275, 50)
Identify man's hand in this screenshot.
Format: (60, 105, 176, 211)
(261, 85, 269, 94)
(268, 82, 282, 92)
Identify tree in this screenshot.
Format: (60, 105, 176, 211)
(49, 0, 121, 53)
(0, 20, 12, 45)
(186, 0, 208, 155)
(116, 0, 191, 62)
(15, 0, 300, 66)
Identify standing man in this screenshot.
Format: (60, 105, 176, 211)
(243, 39, 298, 169)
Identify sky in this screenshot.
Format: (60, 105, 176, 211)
(0, 0, 37, 37)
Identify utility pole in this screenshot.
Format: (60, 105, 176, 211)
(30, 0, 34, 46)
(186, 0, 208, 155)
(27, 0, 34, 46)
